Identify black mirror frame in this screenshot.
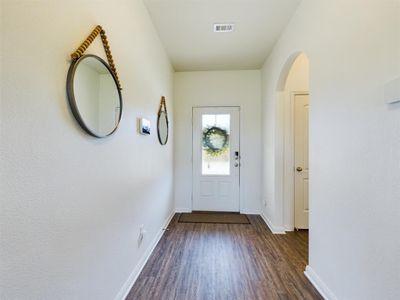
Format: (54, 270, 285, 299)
(157, 96, 169, 145)
(66, 54, 123, 138)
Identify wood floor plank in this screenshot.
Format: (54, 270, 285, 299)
(126, 214, 322, 300)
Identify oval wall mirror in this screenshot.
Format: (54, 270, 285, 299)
(67, 54, 122, 138)
(157, 97, 169, 145)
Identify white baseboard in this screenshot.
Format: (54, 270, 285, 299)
(175, 208, 192, 213)
(304, 265, 337, 300)
(260, 213, 286, 234)
(284, 224, 295, 232)
(114, 210, 175, 300)
(240, 209, 260, 215)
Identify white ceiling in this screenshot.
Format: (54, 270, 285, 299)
(144, 0, 301, 71)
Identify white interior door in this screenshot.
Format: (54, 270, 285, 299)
(192, 107, 240, 212)
(294, 94, 309, 229)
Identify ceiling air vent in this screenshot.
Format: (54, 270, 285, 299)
(213, 23, 234, 33)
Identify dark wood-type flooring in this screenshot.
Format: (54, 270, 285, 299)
(126, 214, 322, 300)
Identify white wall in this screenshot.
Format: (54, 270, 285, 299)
(284, 53, 309, 92)
(174, 71, 261, 214)
(261, 0, 400, 299)
(0, 1, 174, 299)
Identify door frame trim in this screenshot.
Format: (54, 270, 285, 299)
(281, 91, 309, 231)
(191, 106, 241, 213)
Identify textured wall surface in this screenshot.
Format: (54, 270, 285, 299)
(261, 0, 400, 299)
(0, 0, 174, 299)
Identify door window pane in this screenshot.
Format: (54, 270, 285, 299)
(202, 114, 230, 175)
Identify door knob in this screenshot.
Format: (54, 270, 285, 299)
(234, 163, 239, 167)
(296, 167, 303, 172)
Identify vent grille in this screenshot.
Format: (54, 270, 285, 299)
(214, 23, 234, 33)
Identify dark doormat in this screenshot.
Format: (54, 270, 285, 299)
(178, 212, 250, 224)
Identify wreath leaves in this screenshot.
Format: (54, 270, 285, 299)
(202, 126, 229, 156)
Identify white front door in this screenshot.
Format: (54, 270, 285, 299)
(192, 107, 240, 212)
(294, 94, 309, 229)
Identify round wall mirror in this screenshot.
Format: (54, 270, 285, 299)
(67, 54, 122, 138)
(157, 110, 169, 145)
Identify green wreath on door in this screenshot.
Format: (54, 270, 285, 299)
(202, 126, 229, 156)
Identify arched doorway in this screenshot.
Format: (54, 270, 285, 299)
(275, 52, 310, 231)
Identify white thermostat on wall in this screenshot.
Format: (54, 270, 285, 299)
(384, 76, 400, 104)
(139, 118, 151, 135)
